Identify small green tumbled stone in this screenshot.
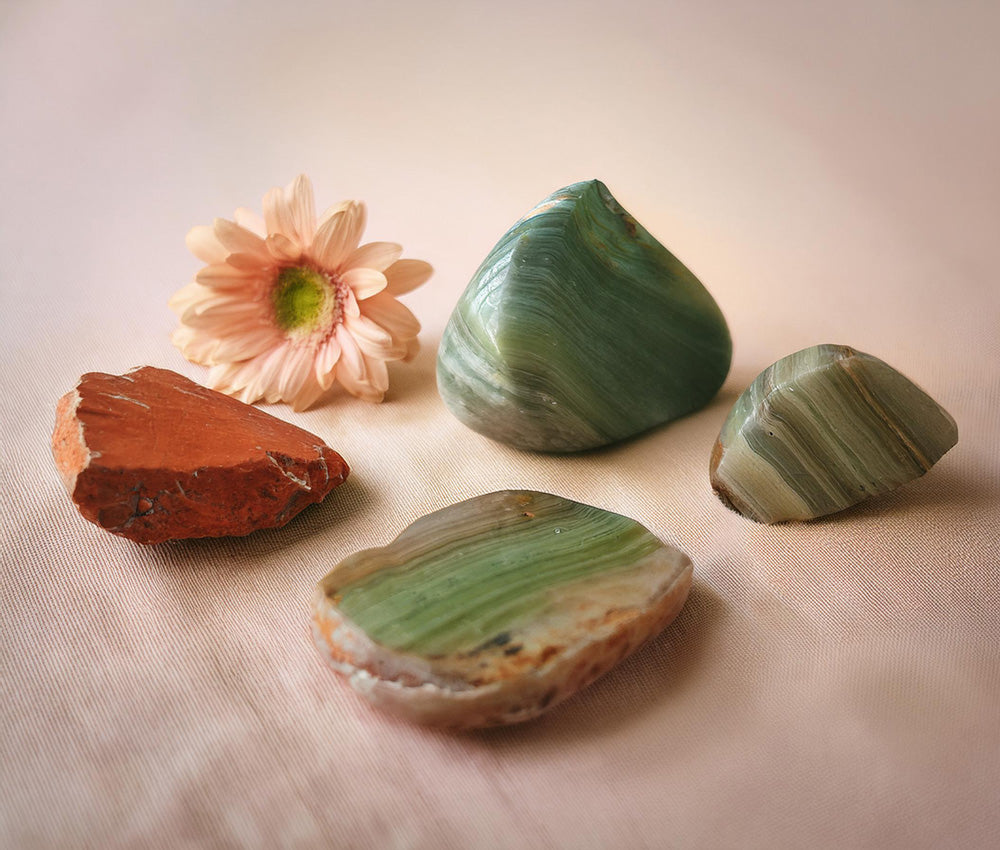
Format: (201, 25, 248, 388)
(710, 344, 959, 523)
(437, 180, 732, 452)
(311, 491, 693, 727)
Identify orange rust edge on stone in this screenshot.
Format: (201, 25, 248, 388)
(709, 437, 749, 518)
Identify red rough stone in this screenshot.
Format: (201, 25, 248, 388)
(51, 366, 350, 544)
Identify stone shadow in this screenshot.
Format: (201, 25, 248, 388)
(810, 454, 996, 527)
(152, 474, 380, 569)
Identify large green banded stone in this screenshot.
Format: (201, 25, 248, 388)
(437, 180, 732, 452)
(710, 344, 958, 523)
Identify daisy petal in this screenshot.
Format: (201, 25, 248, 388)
(242, 344, 292, 404)
(361, 292, 421, 338)
(263, 186, 295, 242)
(277, 345, 316, 404)
(263, 176, 315, 246)
(337, 361, 384, 403)
(316, 199, 351, 228)
(214, 218, 269, 260)
(289, 377, 326, 412)
(345, 314, 406, 360)
(384, 259, 433, 296)
(169, 281, 210, 314)
(335, 325, 387, 402)
(181, 293, 261, 324)
(335, 323, 367, 384)
(365, 356, 390, 393)
(171, 326, 220, 365)
(287, 175, 316, 246)
(402, 336, 420, 362)
(234, 207, 267, 237)
(341, 267, 387, 300)
(312, 201, 367, 269)
(265, 232, 302, 263)
(207, 360, 244, 398)
(186, 225, 228, 264)
(210, 327, 282, 364)
(175, 288, 266, 336)
(316, 336, 342, 389)
(195, 263, 262, 291)
(341, 286, 361, 318)
(226, 252, 272, 272)
(344, 241, 402, 273)
(209, 354, 286, 405)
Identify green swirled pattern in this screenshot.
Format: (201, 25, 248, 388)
(437, 180, 732, 452)
(710, 344, 958, 523)
(333, 491, 666, 656)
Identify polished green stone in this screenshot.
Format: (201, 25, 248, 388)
(330, 491, 668, 656)
(437, 180, 732, 452)
(710, 344, 959, 523)
(311, 490, 693, 727)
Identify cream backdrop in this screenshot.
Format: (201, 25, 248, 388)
(2, 1, 999, 848)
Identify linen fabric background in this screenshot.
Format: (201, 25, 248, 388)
(2, 1, 998, 847)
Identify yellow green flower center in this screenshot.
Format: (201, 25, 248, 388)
(272, 267, 338, 335)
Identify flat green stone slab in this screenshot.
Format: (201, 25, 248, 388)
(311, 491, 692, 727)
(437, 180, 732, 452)
(710, 344, 958, 523)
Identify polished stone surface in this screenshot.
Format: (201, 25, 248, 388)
(311, 490, 692, 727)
(51, 367, 350, 543)
(710, 345, 958, 523)
(437, 180, 732, 452)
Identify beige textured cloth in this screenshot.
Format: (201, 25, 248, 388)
(3, 1, 998, 847)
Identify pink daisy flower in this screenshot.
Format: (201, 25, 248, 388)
(170, 175, 431, 410)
